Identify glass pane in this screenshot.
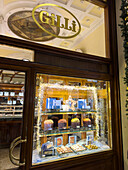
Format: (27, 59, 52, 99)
(0, 69, 25, 169)
(32, 74, 112, 165)
(0, 0, 107, 58)
(0, 44, 34, 62)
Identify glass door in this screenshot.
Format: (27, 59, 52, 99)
(0, 68, 28, 169)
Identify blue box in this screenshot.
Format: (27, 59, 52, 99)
(46, 98, 56, 109)
(77, 99, 86, 109)
(46, 98, 62, 110)
(55, 100, 62, 109)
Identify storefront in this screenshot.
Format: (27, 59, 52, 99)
(0, 0, 123, 170)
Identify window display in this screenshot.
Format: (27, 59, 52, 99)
(32, 74, 112, 165)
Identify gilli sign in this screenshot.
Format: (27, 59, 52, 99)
(32, 3, 81, 39)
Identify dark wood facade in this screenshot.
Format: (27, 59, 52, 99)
(0, 0, 123, 170)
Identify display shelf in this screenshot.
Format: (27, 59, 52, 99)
(0, 110, 22, 113)
(0, 96, 23, 97)
(0, 114, 22, 118)
(39, 129, 96, 137)
(0, 105, 23, 114)
(0, 105, 23, 107)
(41, 110, 97, 115)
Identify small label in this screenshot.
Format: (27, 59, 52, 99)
(13, 100, 16, 105)
(10, 92, 15, 96)
(0, 92, 3, 96)
(19, 92, 23, 96)
(4, 92, 9, 96)
(7, 100, 12, 105)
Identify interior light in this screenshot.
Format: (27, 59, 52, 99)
(22, 58, 30, 62)
(4, 80, 8, 83)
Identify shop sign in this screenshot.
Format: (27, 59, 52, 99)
(32, 3, 81, 39)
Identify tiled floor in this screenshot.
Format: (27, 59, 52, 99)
(0, 147, 20, 170)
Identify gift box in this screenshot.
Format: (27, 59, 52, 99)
(41, 141, 54, 157)
(77, 99, 86, 109)
(46, 98, 62, 110)
(54, 136, 63, 147)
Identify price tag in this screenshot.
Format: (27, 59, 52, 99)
(4, 92, 9, 96)
(13, 100, 16, 105)
(19, 92, 23, 96)
(10, 92, 15, 96)
(20, 100, 23, 105)
(7, 100, 12, 105)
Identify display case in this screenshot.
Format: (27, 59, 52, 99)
(32, 74, 112, 165)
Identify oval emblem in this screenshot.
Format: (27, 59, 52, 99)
(32, 3, 81, 39)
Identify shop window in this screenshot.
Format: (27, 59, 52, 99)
(0, 0, 108, 58)
(32, 73, 112, 165)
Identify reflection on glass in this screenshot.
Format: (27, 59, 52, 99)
(0, 0, 107, 57)
(32, 74, 112, 165)
(0, 44, 34, 62)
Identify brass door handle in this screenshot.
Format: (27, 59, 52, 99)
(9, 136, 27, 166)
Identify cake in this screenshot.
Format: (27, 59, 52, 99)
(44, 119, 54, 131)
(83, 118, 91, 128)
(58, 119, 67, 129)
(71, 118, 80, 128)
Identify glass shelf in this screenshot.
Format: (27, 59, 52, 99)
(39, 129, 96, 137)
(41, 110, 97, 115)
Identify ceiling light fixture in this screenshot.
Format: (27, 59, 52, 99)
(86, 19, 90, 22)
(80, 0, 85, 3)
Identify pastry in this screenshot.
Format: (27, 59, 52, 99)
(58, 119, 67, 129)
(57, 146, 73, 154)
(83, 118, 91, 128)
(84, 144, 98, 150)
(71, 118, 80, 128)
(44, 119, 54, 131)
(71, 144, 86, 152)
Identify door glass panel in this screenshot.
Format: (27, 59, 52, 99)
(32, 74, 112, 165)
(0, 69, 25, 169)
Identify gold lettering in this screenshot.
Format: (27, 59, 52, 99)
(51, 13, 56, 26)
(72, 20, 76, 32)
(64, 18, 72, 31)
(56, 15, 64, 28)
(39, 11, 50, 24)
